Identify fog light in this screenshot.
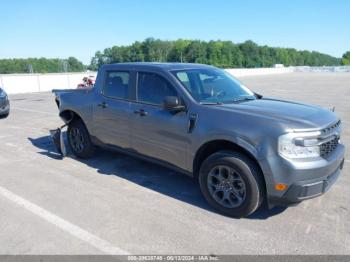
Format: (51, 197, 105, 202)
(275, 184, 288, 191)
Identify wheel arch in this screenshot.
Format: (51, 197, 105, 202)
(193, 139, 264, 182)
(59, 109, 84, 125)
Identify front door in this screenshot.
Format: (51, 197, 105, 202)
(130, 72, 190, 170)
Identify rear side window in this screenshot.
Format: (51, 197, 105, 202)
(103, 71, 130, 99)
(137, 72, 177, 105)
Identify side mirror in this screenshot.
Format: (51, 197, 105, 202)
(163, 96, 186, 112)
(254, 92, 263, 99)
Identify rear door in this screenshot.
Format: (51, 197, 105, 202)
(92, 70, 133, 148)
(129, 71, 190, 170)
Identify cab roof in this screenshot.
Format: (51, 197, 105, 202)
(101, 62, 215, 72)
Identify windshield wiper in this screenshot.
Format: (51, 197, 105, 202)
(200, 101, 223, 105)
(232, 97, 256, 103)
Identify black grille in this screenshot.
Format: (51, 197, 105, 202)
(320, 137, 339, 158)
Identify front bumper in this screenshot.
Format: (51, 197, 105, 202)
(284, 160, 342, 200)
(261, 144, 345, 207)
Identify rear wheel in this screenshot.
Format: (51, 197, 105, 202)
(67, 119, 95, 158)
(199, 151, 264, 218)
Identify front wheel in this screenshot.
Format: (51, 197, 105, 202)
(199, 151, 264, 218)
(67, 119, 95, 158)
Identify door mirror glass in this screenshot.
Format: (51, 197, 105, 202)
(163, 96, 185, 112)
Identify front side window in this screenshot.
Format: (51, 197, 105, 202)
(137, 72, 177, 105)
(103, 71, 130, 99)
(172, 69, 255, 104)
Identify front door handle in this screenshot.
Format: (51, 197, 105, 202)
(134, 109, 148, 117)
(98, 102, 108, 108)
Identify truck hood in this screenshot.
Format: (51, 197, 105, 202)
(216, 98, 338, 130)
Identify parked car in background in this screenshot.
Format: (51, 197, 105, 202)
(53, 63, 345, 218)
(0, 87, 10, 118)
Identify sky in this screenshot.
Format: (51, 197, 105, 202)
(0, 0, 349, 64)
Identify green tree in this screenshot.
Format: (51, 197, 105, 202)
(186, 40, 208, 64)
(207, 41, 222, 66)
(239, 40, 260, 68)
(340, 51, 350, 65)
(129, 41, 145, 62)
(67, 57, 85, 72)
(0, 57, 85, 74)
(168, 39, 191, 62)
(87, 38, 341, 70)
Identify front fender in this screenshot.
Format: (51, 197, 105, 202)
(194, 133, 259, 160)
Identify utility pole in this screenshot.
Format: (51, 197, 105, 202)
(61, 60, 68, 73)
(28, 64, 34, 74)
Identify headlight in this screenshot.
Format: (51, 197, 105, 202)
(278, 132, 321, 159)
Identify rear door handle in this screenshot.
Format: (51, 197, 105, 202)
(98, 102, 108, 108)
(134, 109, 148, 117)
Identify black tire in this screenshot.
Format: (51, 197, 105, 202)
(67, 118, 95, 158)
(199, 151, 264, 218)
(0, 112, 9, 118)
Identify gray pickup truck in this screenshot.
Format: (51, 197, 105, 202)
(53, 63, 345, 217)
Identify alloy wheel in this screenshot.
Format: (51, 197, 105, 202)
(207, 165, 246, 208)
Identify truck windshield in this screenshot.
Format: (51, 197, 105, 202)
(172, 68, 255, 104)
